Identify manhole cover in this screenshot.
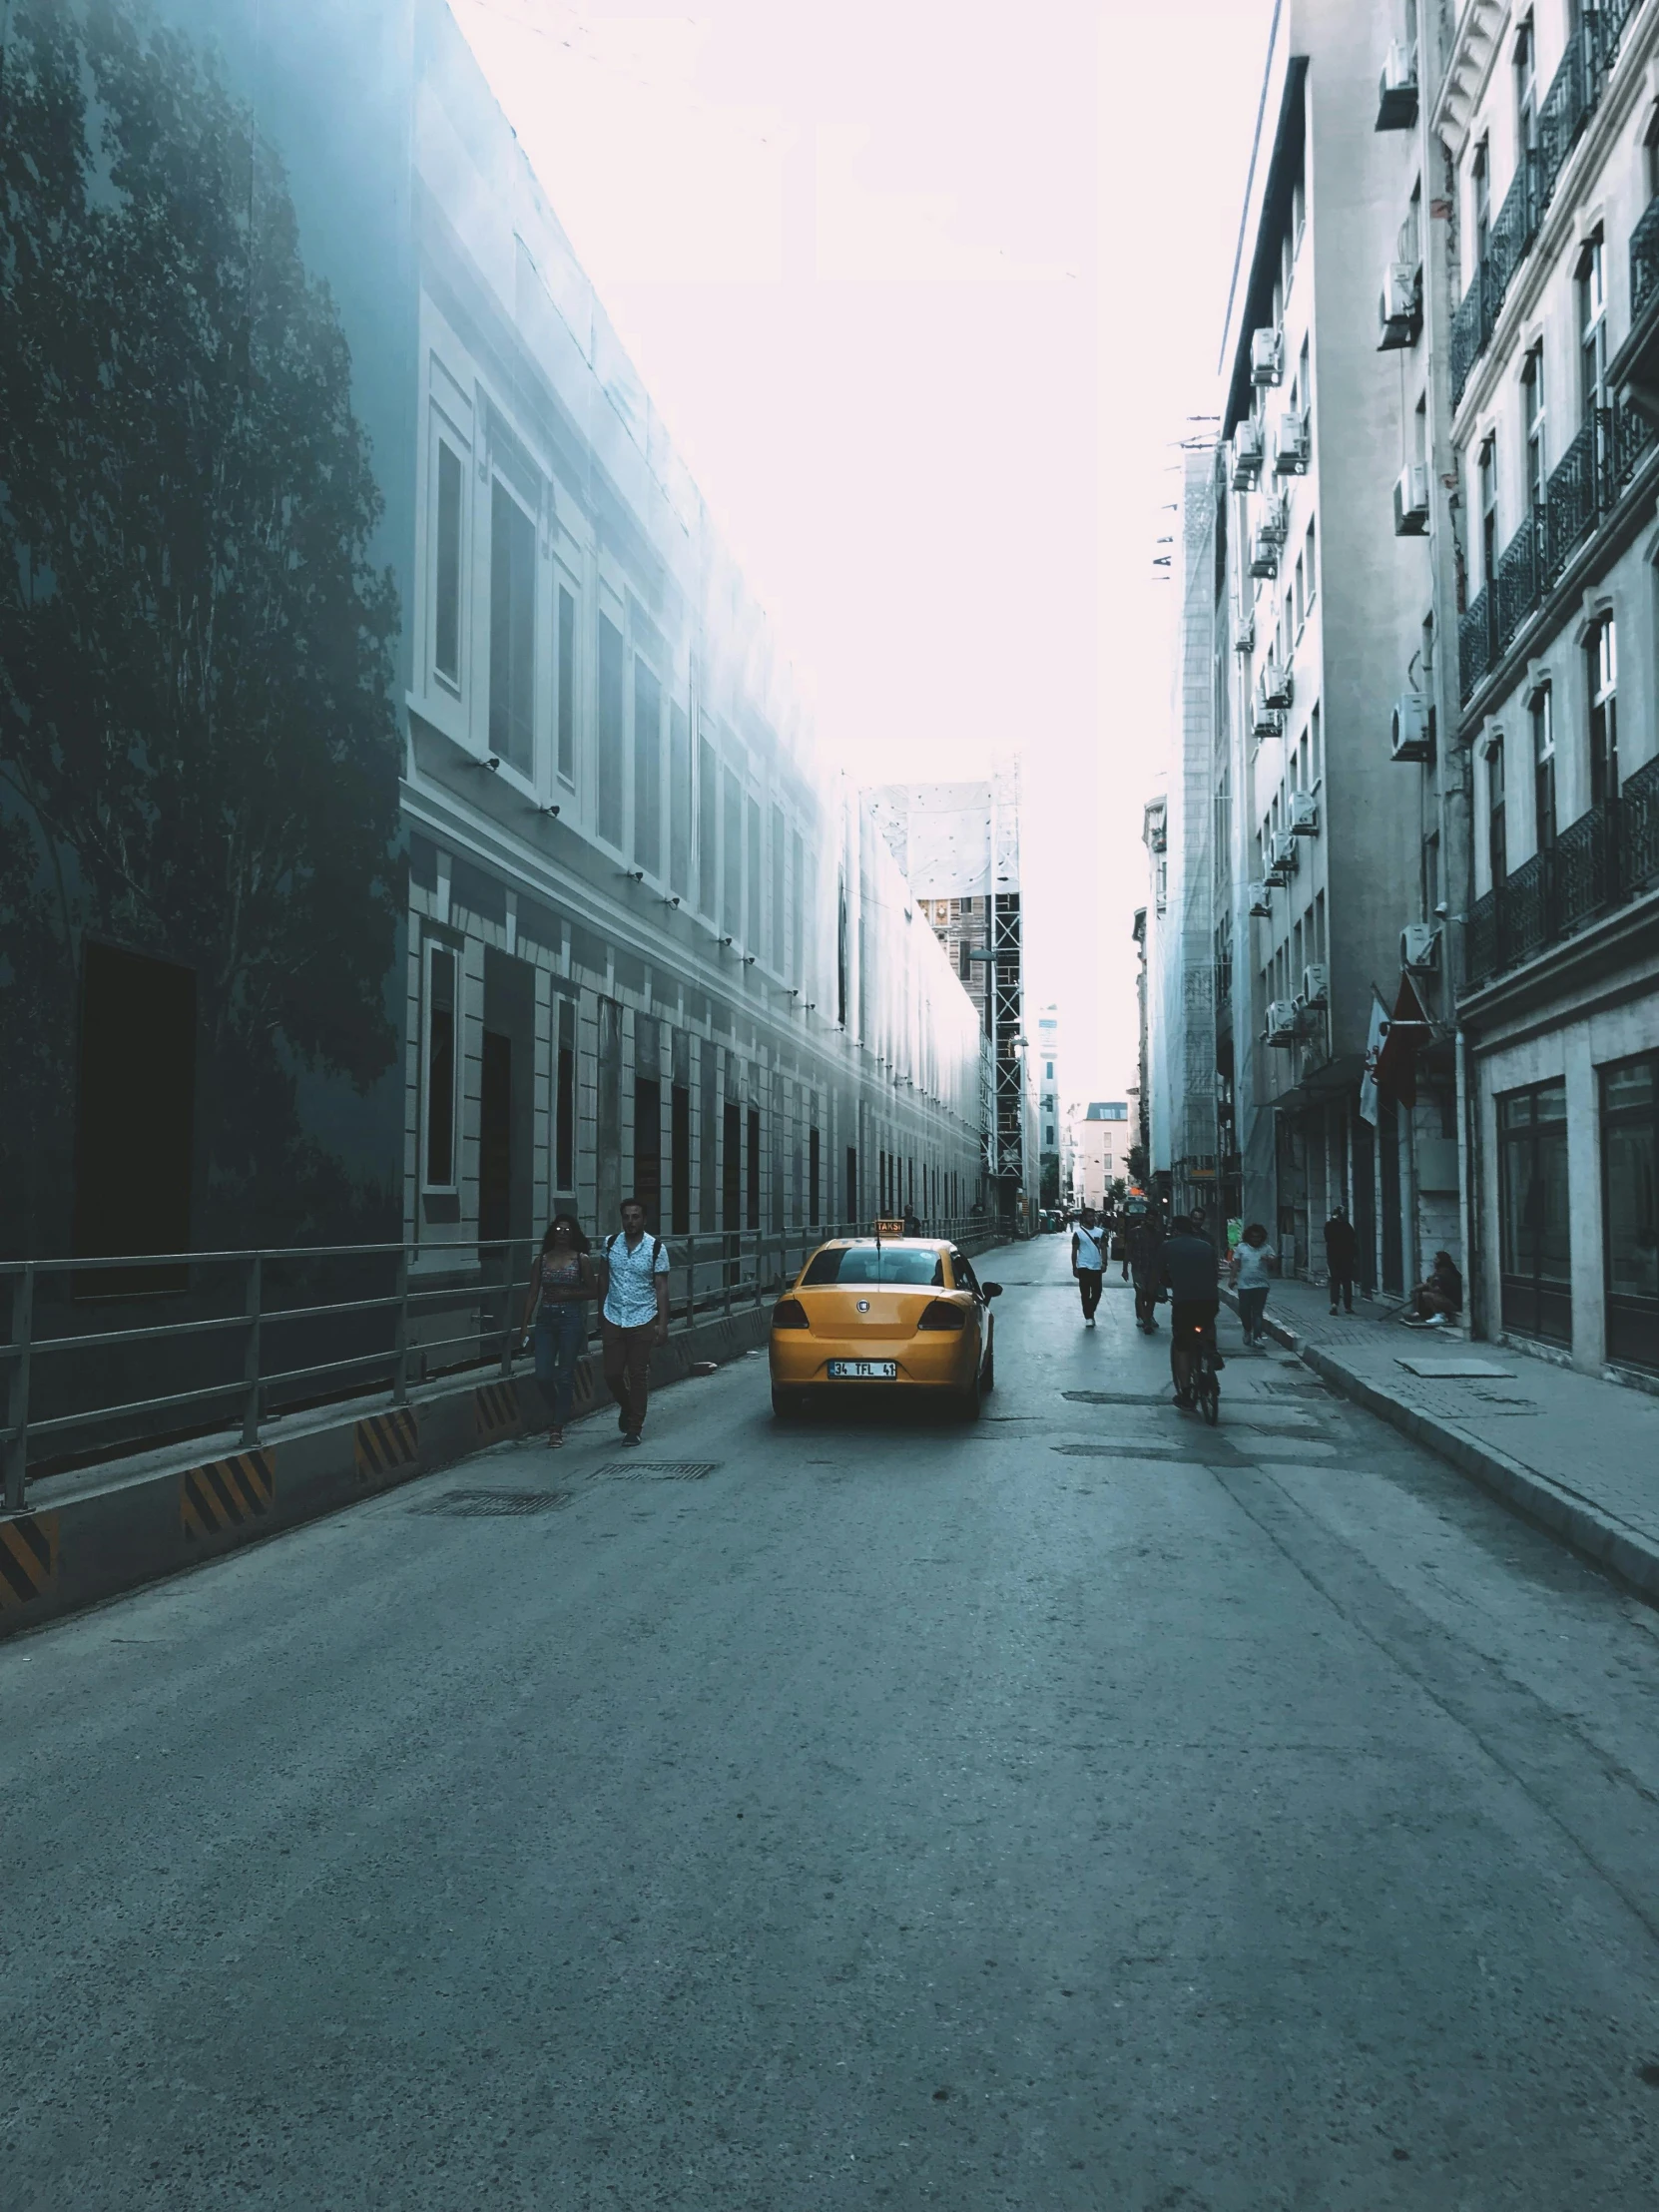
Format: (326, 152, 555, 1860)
(595, 1460, 718, 1481)
(417, 1489, 572, 1516)
(1062, 1390, 1172, 1406)
(1052, 1442, 1207, 1462)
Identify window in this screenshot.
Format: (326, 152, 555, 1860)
(809, 1124, 821, 1227)
(1522, 342, 1546, 513)
(554, 995, 575, 1193)
(671, 1078, 691, 1235)
(746, 796, 762, 954)
(1588, 613, 1618, 803)
(803, 1245, 943, 1287)
(634, 1074, 662, 1227)
(489, 480, 535, 778)
(1514, 14, 1537, 156)
(1578, 232, 1607, 421)
(1497, 1079, 1571, 1344)
(1645, 104, 1659, 204)
(1294, 552, 1306, 631)
(791, 827, 805, 984)
(1602, 1052, 1658, 1371)
(771, 802, 786, 969)
(670, 705, 691, 898)
(597, 614, 625, 845)
(1304, 519, 1317, 607)
(1472, 137, 1491, 265)
(722, 767, 742, 939)
(698, 734, 718, 916)
(422, 939, 460, 1193)
(73, 941, 195, 1290)
(1291, 151, 1306, 256)
(1310, 700, 1322, 783)
(1531, 687, 1556, 849)
(1045, 1060, 1055, 1081)
(1422, 829, 1439, 917)
(1478, 434, 1498, 587)
(556, 584, 576, 785)
(434, 441, 463, 690)
(747, 1105, 761, 1230)
(1487, 733, 1507, 885)
(633, 656, 662, 875)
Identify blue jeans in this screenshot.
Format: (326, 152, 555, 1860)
(1238, 1286, 1269, 1341)
(534, 1302, 587, 1429)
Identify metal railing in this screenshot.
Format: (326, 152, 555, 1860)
(1451, 7, 1640, 410)
(1463, 752, 1659, 988)
(0, 1215, 1000, 1508)
(1458, 404, 1656, 706)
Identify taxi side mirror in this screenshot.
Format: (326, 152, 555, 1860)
(982, 1282, 1003, 1299)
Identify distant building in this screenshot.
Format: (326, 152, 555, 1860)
(866, 764, 1034, 1230)
(1070, 1101, 1129, 1212)
(1035, 1003, 1064, 1205)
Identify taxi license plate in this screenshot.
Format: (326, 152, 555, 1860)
(828, 1360, 896, 1380)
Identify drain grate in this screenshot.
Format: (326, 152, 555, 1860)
(1062, 1390, 1173, 1406)
(1052, 1442, 1206, 1462)
(595, 1460, 718, 1482)
(416, 1488, 572, 1517)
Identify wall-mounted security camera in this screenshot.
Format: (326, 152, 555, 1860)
(741, 953, 757, 966)
(534, 802, 560, 818)
(473, 753, 501, 772)
(626, 868, 645, 882)
(720, 934, 734, 948)
(663, 894, 681, 908)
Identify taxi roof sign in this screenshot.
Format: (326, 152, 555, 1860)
(873, 1219, 906, 1237)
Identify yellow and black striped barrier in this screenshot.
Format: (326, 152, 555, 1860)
(180, 1449, 275, 1540)
(354, 1407, 419, 1482)
(473, 1380, 520, 1441)
(0, 1512, 59, 1615)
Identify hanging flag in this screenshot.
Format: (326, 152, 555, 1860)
(1375, 974, 1429, 1109)
(1360, 989, 1389, 1127)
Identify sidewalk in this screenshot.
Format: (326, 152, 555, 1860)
(1221, 1272, 1659, 1605)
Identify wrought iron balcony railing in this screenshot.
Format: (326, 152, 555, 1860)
(1450, 9, 1640, 410)
(1463, 752, 1659, 990)
(1458, 404, 1655, 706)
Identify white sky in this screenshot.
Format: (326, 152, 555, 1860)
(451, 0, 1276, 1100)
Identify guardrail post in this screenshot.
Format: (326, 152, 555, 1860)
(392, 1246, 410, 1406)
(4, 1264, 34, 1514)
(240, 1253, 263, 1448)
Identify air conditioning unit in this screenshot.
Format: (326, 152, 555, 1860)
(1289, 790, 1319, 835)
(1250, 527, 1281, 579)
(1401, 922, 1441, 972)
(1391, 693, 1434, 761)
(1260, 492, 1290, 543)
(1273, 410, 1310, 474)
(1252, 700, 1286, 742)
(1377, 40, 1418, 131)
(1251, 326, 1285, 386)
(1301, 963, 1330, 1009)
(1231, 418, 1265, 489)
(1248, 879, 1273, 916)
(1379, 261, 1423, 350)
(1234, 613, 1256, 654)
(1268, 830, 1300, 880)
(1393, 463, 1430, 537)
(1265, 999, 1302, 1046)
(1262, 659, 1294, 710)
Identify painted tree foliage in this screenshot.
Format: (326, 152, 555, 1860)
(0, 0, 402, 1253)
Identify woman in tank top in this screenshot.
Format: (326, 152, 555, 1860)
(519, 1214, 598, 1444)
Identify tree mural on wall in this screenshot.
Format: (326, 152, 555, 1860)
(0, 0, 402, 1254)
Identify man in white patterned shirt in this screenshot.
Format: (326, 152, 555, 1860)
(598, 1198, 671, 1445)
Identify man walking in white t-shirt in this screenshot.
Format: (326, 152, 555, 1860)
(598, 1197, 671, 1445)
(1071, 1208, 1107, 1328)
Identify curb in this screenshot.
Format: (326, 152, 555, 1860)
(1220, 1288, 1659, 1606)
(0, 1304, 772, 1641)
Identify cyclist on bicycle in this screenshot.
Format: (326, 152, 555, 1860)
(1161, 1215, 1223, 1406)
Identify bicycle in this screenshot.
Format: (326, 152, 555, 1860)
(1172, 1315, 1221, 1425)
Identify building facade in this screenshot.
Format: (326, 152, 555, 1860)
(0, 0, 988, 1300)
(1069, 1102, 1130, 1212)
(1444, 0, 1659, 1377)
(1035, 1003, 1065, 1206)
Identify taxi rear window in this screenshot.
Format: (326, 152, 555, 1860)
(802, 1246, 945, 1287)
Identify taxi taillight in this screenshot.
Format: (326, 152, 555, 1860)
(915, 1299, 966, 1332)
(772, 1298, 810, 1330)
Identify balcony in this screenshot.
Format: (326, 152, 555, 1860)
(1456, 401, 1656, 707)
(1449, 5, 1641, 411)
(1463, 753, 1659, 989)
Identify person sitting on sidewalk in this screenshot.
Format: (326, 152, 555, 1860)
(598, 1198, 671, 1443)
(1400, 1251, 1463, 1330)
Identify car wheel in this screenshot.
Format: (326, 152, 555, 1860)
(771, 1385, 803, 1421)
(957, 1366, 982, 1422)
(980, 1322, 995, 1394)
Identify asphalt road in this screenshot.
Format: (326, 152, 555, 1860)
(7, 1238, 1659, 2210)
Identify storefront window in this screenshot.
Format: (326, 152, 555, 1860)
(1497, 1080, 1571, 1344)
(1602, 1054, 1658, 1372)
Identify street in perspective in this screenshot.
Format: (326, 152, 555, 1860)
(4, 0, 1659, 2205)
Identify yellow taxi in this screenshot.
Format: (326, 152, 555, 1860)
(769, 1230, 1002, 1420)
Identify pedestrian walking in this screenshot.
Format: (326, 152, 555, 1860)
(1071, 1207, 1107, 1327)
(519, 1214, 597, 1446)
(598, 1197, 671, 1445)
(1229, 1222, 1276, 1346)
(1160, 1216, 1223, 1407)
(1324, 1205, 1359, 1315)
(1123, 1212, 1165, 1332)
